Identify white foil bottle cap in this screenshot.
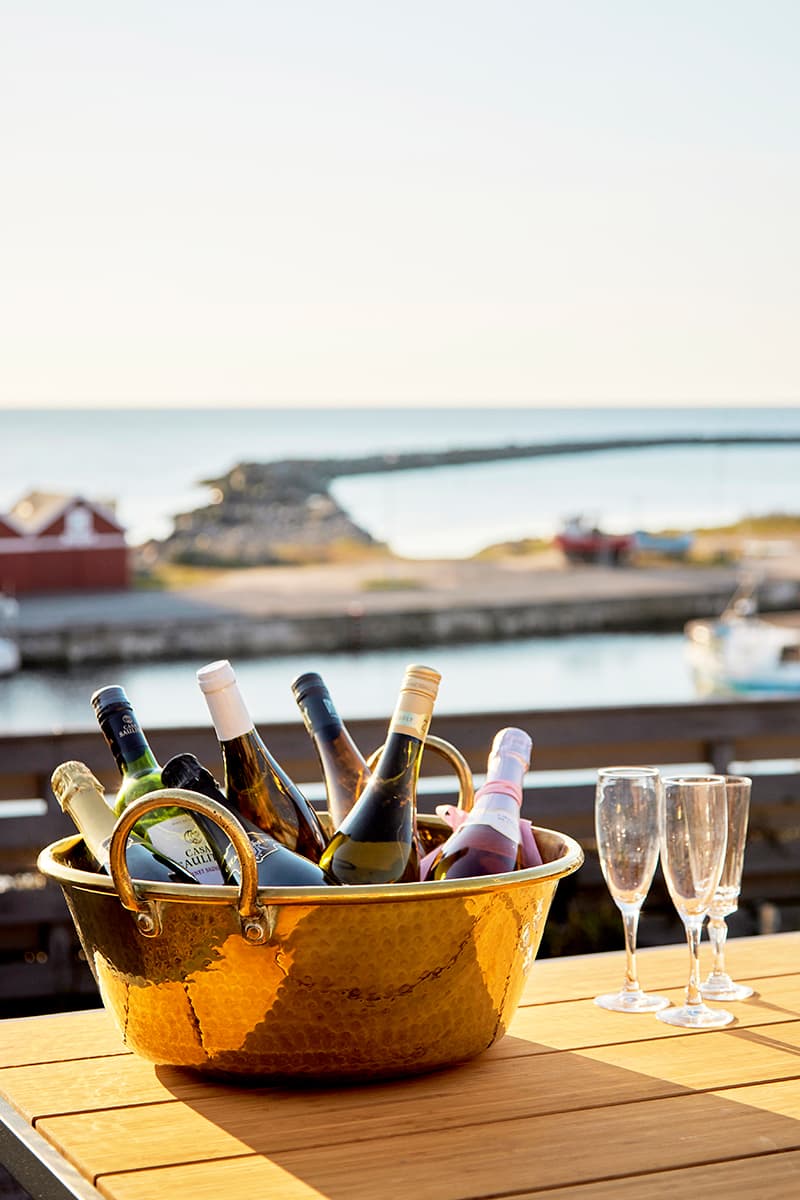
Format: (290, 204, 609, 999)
(197, 660, 237, 693)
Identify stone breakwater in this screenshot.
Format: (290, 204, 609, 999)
(15, 561, 800, 666)
(137, 434, 800, 569)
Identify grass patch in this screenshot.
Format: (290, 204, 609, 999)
(132, 563, 229, 591)
(361, 576, 425, 592)
(691, 513, 800, 537)
(473, 537, 552, 560)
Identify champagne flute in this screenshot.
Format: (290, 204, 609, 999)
(657, 775, 733, 1028)
(701, 775, 753, 1001)
(594, 766, 670, 1013)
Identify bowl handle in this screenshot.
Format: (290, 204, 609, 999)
(108, 788, 268, 941)
(366, 734, 474, 811)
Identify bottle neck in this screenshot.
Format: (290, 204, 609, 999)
(485, 750, 527, 796)
(202, 680, 254, 742)
(388, 686, 434, 743)
(59, 779, 116, 863)
(369, 688, 434, 787)
(98, 706, 159, 777)
(297, 685, 343, 743)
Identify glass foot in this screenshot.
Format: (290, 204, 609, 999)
(594, 989, 671, 1013)
(700, 974, 754, 1001)
(656, 1002, 734, 1028)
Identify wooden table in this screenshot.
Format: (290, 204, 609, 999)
(1, 931, 799, 1200)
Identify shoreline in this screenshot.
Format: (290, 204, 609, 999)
(15, 554, 800, 666)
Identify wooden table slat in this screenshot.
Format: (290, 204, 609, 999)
(514, 1149, 800, 1199)
(69, 1082, 800, 1200)
(0, 1009, 126, 1069)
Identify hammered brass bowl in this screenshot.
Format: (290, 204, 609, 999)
(38, 765, 582, 1081)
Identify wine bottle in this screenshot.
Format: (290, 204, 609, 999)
(319, 664, 441, 885)
(52, 760, 197, 884)
(91, 685, 225, 885)
(423, 727, 532, 881)
(291, 671, 370, 828)
(196, 659, 328, 862)
(161, 753, 336, 887)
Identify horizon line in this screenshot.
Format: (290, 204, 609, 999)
(2, 398, 800, 412)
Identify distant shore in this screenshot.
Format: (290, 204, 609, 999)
(139, 435, 800, 570)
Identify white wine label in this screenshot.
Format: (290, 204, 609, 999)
(148, 815, 225, 883)
(390, 697, 431, 740)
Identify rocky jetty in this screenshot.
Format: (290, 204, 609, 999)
(138, 460, 382, 568)
(137, 434, 800, 569)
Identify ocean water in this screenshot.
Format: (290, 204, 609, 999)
(3, 405, 799, 555)
(0, 631, 694, 736)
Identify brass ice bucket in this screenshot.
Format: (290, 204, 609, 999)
(38, 745, 582, 1081)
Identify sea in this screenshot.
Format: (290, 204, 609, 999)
(1, 404, 799, 736)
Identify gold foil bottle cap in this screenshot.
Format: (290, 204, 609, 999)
(51, 760, 106, 810)
(401, 664, 441, 701)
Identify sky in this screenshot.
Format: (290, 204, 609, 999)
(2, 1, 799, 409)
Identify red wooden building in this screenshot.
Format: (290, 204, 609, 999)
(0, 492, 129, 594)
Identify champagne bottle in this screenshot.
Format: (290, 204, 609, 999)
(161, 753, 336, 887)
(196, 659, 328, 862)
(291, 671, 370, 828)
(52, 760, 197, 884)
(319, 664, 441, 885)
(91, 685, 225, 885)
(423, 727, 532, 881)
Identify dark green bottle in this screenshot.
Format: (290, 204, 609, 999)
(91, 685, 224, 885)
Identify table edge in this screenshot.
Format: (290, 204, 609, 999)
(0, 1095, 103, 1200)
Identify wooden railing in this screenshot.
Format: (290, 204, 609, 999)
(2, 697, 799, 1011)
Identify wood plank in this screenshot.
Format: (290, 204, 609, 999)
(523, 931, 800, 1004)
(4, 1018, 800, 1134)
(518, 1149, 800, 1199)
(575, 1020, 800, 1089)
(81, 1082, 800, 1200)
(0, 1009, 126, 1068)
(2, 1048, 674, 1144)
(508, 974, 800, 1051)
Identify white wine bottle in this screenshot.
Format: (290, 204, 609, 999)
(319, 664, 440, 885)
(91, 685, 224, 884)
(196, 660, 328, 862)
(424, 727, 531, 881)
(291, 671, 370, 828)
(52, 760, 197, 884)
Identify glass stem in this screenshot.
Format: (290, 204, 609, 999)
(621, 907, 641, 993)
(708, 915, 728, 978)
(685, 920, 703, 1006)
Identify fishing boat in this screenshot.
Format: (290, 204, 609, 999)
(632, 529, 694, 559)
(685, 580, 800, 695)
(554, 517, 635, 565)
